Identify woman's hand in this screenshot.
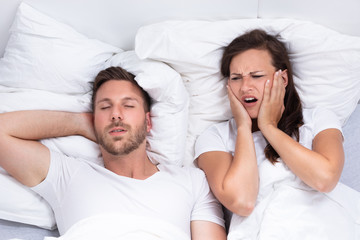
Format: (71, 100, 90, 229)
(227, 83, 252, 130)
(258, 70, 286, 131)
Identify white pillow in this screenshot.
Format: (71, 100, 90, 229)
(0, 3, 121, 94)
(0, 3, 188, 230)
(0, 167, 56, 230)
(135, 19, 360, 165)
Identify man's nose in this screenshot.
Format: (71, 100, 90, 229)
(111, 109, 123, 121)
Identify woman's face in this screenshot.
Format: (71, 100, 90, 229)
(228, 48, 277, 119)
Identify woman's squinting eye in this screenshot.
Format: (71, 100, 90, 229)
(252, 74, 265, 78)
(230, 76, 242, 81)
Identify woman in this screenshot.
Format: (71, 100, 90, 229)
(195, 29, 359, 239)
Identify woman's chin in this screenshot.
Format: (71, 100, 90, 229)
(247, 111, 258, 120)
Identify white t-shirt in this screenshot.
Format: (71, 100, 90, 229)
(32, 151, 224, 236)
(195, 107, 342, 163)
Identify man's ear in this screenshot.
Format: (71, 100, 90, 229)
(146, 112, 152, 132)
(281, 69, 289, 87)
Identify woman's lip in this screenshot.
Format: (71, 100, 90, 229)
(241, 95, 257, 102)
(242, 101, 257, 108)
(241, 95, 258, 107)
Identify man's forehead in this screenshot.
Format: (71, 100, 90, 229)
(95, 80, 143, 103)
(96, 96, 139, 104)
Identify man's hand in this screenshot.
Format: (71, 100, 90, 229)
(81, 112, 97, 142)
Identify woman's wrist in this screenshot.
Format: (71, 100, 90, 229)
(259, 123, 279, 139)
(237, 123, 252, 134)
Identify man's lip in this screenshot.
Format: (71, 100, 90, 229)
(109, 127, 126, 134)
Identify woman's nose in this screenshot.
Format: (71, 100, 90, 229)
(240, 76, 253, 92)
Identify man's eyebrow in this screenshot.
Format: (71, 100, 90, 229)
(96, 97, 140, 105)
(122, 97, 139, 102)
(96, 98, 111, 104)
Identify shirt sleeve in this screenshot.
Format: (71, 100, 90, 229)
(189, 168, 225, 227)
(311, 108, 343, 138)
(194, 124, 228, 161)
(31, 150, 80, 207)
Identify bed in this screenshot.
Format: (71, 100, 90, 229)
(0, 0, 359, 239)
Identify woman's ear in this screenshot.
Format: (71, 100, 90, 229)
(281, 69, 289, 87)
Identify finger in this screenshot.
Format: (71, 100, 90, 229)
(281, 104, 285, 115)
(227, 84, 241, 103)
(227, 85, 239, 110)
(262, 79, 271, 104)
(226, 84, 234, 100)
(226, 85, 249, 123)
(277, 70, 286, 102)
(279, 70, 286, 97)
(271, 70, 283, 102)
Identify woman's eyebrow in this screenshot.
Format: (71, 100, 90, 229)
(250, 71, 264, 74)
(230, 70, 264, 76)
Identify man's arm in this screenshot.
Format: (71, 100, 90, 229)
(191, 220, 226, 240)
(0, 110, 94, 187)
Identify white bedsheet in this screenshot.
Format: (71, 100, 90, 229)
(41, 214, 190, 240)
(228, 160, 360, 240)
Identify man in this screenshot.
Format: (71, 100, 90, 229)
(0, 66, 226, 239)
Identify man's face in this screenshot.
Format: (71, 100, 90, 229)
(93, 80, 151, 156)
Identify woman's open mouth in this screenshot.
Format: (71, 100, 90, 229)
(244, 97, 257, 103)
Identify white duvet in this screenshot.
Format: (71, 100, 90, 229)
(228, 160, 360, 240)
(24, 214, 188, 240)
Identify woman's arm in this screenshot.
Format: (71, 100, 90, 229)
(261, 125, 344, 192)
(0, 110, 95, 187)
(197, 85, 259, 216)
(258, 72, 344, 192)
(191, 220, 226, 240)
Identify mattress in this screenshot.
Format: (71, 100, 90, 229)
(0, 219, 59, 239)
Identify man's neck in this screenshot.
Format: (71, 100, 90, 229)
(101, 146, 158, 180)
